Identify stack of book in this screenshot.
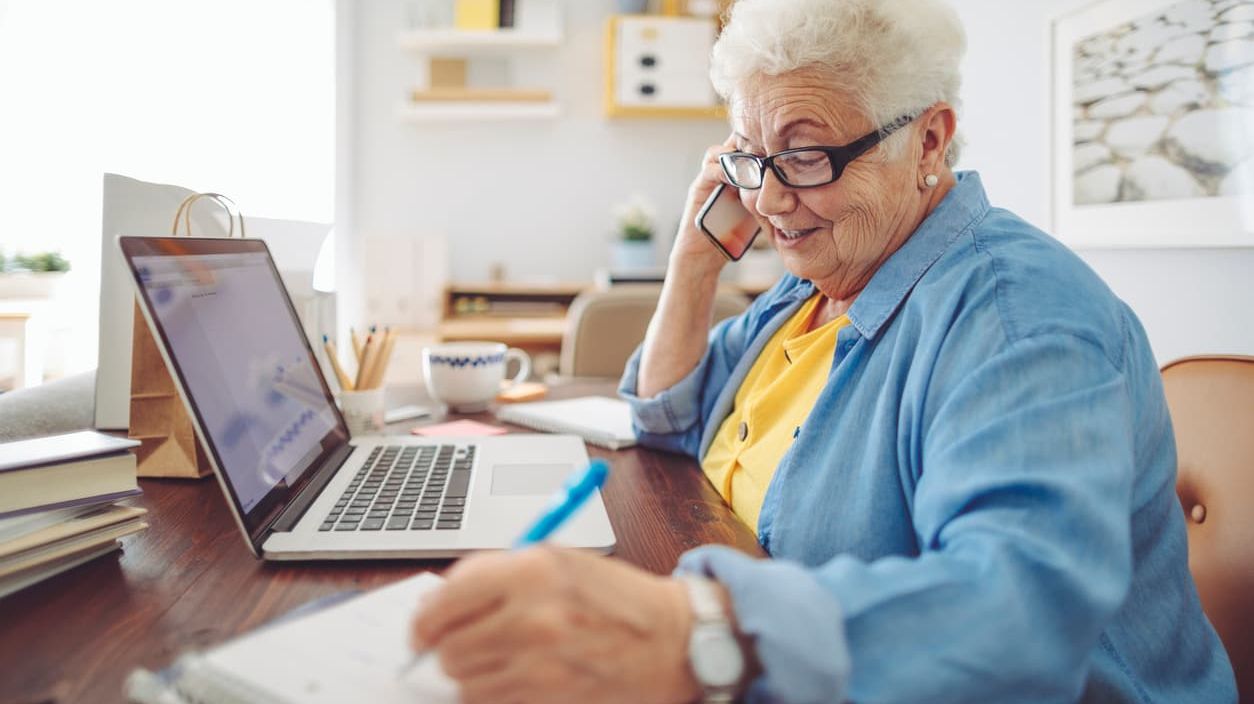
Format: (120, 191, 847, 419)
(0, 430, 148, 598)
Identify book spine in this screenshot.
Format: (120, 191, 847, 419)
(498, 0, 516, 28)
(0, 488, 143, 520)
(454, 0, 498, 30)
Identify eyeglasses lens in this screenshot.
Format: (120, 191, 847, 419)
(721, 154, 762, 189)
(775, 150, 833, 187)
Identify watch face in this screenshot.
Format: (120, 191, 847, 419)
(690, 626, 745, 688)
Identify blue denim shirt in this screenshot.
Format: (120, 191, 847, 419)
(618, 173, 1236, 703)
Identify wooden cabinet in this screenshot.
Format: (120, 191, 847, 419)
(438, 282, 587, 376)
(437, 280, 771, 377)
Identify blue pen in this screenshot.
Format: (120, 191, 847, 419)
(399, 459, 611, 678)
(513, 459, 610, 548)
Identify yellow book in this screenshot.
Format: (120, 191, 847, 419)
(454, 0, 499, 30)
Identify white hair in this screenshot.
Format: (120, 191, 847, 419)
(711, 0, 967, 166)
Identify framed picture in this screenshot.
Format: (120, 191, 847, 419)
(1051, 0, 1254, 247)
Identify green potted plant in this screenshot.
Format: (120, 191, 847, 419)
(611, 195, 656, 272)
(0, 250, 71, 299)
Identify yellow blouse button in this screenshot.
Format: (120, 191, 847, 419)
(737, 421, 748, 441)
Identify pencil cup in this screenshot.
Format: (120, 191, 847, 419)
(339, 388, 386, 437)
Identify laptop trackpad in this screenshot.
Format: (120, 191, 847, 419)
(490, 464, 574, 496)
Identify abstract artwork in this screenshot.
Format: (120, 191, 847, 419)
(1053, 0, 1254, 247)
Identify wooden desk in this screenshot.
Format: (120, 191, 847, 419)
(0, 384, 763, 704)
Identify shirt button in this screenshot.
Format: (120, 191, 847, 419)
(737, 421, 748, 441)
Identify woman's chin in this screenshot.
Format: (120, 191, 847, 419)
(778, 253, 819, 281)
(774, 233, 824, 276)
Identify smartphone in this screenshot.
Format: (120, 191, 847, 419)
(695, 183, 762, 261)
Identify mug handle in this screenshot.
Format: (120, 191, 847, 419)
(503, 348, 532, 388)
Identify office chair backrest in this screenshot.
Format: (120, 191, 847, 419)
(559, 285, 750, 379)
(1162, 354, 1254, 698)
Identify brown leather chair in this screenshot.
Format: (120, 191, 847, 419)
(559, 285, 750, 379)
(1163, 355, 1254, 699)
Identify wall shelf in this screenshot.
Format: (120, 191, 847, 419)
(397, 102, 560, 121)
(397, 0, 562, 123)
(604, 104, 726, 120)
(397, 28, 562, 53)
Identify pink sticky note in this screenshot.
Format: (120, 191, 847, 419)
(412, 419, 508, 437)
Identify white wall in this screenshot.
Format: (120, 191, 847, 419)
(0, 0, 334, 379)
(348, 0, 727, 322)
(951, 0, 1254, 363)
(346, 0, 1253, 362)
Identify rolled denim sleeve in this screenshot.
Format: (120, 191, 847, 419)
(617, 284, 780, 457)
(617, 344, 713, 457)
(673, 334, 1137, 703)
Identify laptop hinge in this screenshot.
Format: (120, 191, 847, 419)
(268, 443, 353, 534)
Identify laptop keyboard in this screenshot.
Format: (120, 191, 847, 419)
(318, 444, 474, 532)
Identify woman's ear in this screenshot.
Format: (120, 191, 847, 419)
(917, 103, 957, 174)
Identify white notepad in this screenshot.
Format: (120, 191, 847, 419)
(126, 573, 458, 704)
(495, 396, 638, 450)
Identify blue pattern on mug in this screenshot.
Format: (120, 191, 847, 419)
(429, 352, 506, 369)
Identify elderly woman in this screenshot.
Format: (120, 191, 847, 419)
(412, 0, 1237, 701)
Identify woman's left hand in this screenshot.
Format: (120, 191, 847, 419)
(411, 546, 701, 704)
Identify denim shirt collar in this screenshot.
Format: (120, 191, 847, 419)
(845, 171, 990, 340)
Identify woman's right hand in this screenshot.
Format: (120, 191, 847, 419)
(637, 135, 740, 397)
(670, 134, 741, 272)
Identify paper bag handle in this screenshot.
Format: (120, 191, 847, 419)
(171, 192, 246, 238)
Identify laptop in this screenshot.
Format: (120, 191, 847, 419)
(117, 236, 616, 560)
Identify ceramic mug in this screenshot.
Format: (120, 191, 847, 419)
(422, 342, 531, 413)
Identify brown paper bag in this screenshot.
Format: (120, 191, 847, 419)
(128, 193, 244, 478)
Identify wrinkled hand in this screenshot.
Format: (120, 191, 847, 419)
(412, 547, 700, 704)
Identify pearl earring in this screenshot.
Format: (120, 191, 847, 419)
(924, 174, 939, 188)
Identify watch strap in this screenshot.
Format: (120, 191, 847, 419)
(680, 575, 744, 703)
(684, 574, 728, 623)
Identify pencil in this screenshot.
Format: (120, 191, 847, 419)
(355, 334, 380, 390)
(366, 328, 396, 390)
(350, 327, 364, 364)
(322, 335, 354, 391)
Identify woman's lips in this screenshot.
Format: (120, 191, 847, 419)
(773, 226, 818, 245)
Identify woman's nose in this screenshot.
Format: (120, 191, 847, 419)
(753, 168, 796, 217)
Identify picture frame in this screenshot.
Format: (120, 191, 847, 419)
(1051, 0, 1254, 248)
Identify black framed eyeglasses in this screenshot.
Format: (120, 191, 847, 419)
(718, 114, 917, 190)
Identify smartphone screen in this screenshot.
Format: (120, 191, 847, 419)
(696, 183, 762, 261)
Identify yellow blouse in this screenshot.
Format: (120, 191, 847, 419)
(701, 293, 850, 535)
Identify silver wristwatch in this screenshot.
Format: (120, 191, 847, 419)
(680, 575, 746, 703)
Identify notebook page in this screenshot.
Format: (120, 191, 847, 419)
(496, 397, 637, 449)
(201, 572, 458, 704)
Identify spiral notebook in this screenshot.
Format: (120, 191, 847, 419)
(495, 396, 637, 450)
(125, 572, 458, 704)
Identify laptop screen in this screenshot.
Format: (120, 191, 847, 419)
(120, 237, 349, 537)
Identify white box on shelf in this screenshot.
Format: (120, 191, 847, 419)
(613, 16, 717, 109)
